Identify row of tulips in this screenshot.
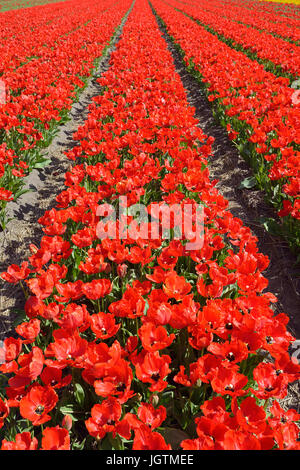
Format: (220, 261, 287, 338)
(152, 0, 300, 250)
(0, 0, 299, 450)
(242, 0, 300, 19)
(0, 0, 64, 11)
(184, 0, 300, 42)
(166, 0, 300, 78)
(0, 0, 113, 72)
(0, 0, 130, 229)
(237, 0, 300, 30)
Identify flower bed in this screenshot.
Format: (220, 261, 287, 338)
(152, 0, 300, 251)
(178, 0, 300, 42)
(165, 0, 300, 78)
(0, 0, 131, 228)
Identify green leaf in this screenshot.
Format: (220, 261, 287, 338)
(222, 283, 238, 298)
(72, 438, 87, 450)
(14, 188, 34, 200)
(12, 310, 28, 327)
(143, 299, 149, 316)
(260, 217, 282, 236)
(59, 404, 78, 421)
(108, 433, 124, 450)
(16, 419, 34, 433)
(33, 158, 51, 169)
(240, 176, 257, 189)
(74, 383, 85, 407)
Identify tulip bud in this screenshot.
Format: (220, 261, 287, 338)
(117, 263, 128, 278)
(62, 415, 73, 431)
(150, 394, 159, 407)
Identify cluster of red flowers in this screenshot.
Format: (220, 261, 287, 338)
(172, 0, 300, 77)
(182, 0, 300, 45)
(0, 0, 109, 73)
(0, 0, 130, 221)
(235, 0, 300, 22)
(152, 0, 300, 243)
(0, 0, 299, 450)
(226, 0, 299, 41)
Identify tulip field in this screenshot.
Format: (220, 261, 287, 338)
(0, 0, 299, 452)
